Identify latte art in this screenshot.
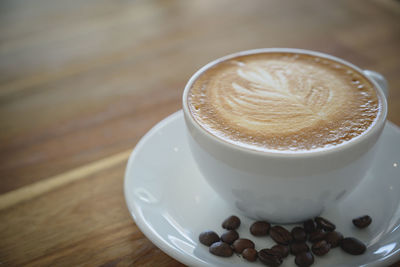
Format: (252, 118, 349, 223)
(188, 52, 381, 152)
(221, 60, 337, 133)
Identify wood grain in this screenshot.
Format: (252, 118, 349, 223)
(0, 0, 399, 266)
(0, 150, 131, 210)
(0, 159, 183, 267)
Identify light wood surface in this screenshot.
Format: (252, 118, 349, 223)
(1, 0, 399, 266)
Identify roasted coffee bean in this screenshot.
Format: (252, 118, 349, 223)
(232, 238, 255, 253)
(303, 219, 316, 233)
(290, 242, 309, 255)
(242, 248, 258, 262)
(199, 231, 220, 246)
(222, 215, 241, 230)
(324, 231, 343, 248)
(312, 240, 331, 256)
(295, 251, 314, 267)
(250, 221, 270, 236)
(258, 249, 283, 267)
(220, 230, 239, 245)
(291, 227, 307, 242)
(209, 241, 233, 257)
(352, 215, 372, 229)
(271, 244, 289, 258)
(315, 216, 336, 232)
(270, 226, 293, 245)
(308, 229, 326, 243)
(340, 237, 366, 255)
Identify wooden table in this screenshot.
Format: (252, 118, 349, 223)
(1, 0, 399, 266)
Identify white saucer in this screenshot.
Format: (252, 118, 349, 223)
(124, 111, 400, 267)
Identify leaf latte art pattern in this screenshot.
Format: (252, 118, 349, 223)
(188, 53, 380, 152)
(218, 61, 334, 132)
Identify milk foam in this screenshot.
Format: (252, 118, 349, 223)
(188, 53, 381, 152)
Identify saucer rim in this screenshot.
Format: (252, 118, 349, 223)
(124, 110, 400, 267)
(124, 111, 197, 266)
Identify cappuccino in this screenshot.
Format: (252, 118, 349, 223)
(187, 52, 381, 152)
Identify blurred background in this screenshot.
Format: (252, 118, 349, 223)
(1, 0, 399, 266)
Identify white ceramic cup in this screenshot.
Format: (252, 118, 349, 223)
(182, 48, 388, 224)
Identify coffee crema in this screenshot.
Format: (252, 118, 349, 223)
(187, 52, 381, 152)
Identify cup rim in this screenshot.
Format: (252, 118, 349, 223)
(182, 48, 388, 158)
